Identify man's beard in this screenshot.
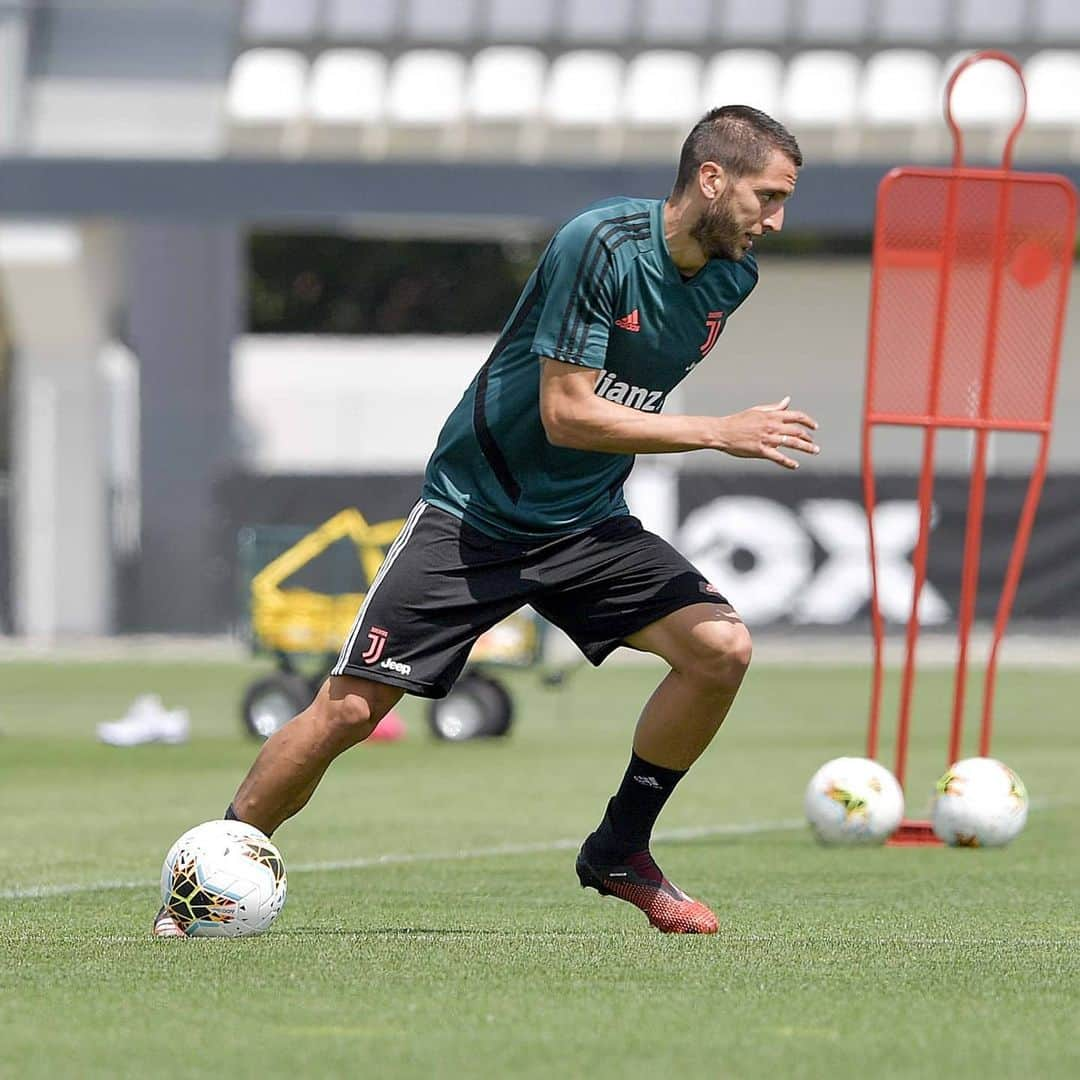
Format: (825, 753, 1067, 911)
(690, 190, 747, 262)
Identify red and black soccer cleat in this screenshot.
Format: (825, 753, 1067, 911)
(575, 844, 718, 935)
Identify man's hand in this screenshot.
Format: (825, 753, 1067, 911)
(718, 395, 820, 470)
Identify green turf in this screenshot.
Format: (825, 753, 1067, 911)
(1, 657, 1077, 1079)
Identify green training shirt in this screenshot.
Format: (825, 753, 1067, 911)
(421, 196, 759, 540)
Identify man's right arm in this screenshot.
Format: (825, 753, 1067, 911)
(538, 357, 820, 471)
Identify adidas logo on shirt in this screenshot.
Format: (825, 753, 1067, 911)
(615, 309, 641, 332)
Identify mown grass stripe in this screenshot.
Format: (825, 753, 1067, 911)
(0, 817, 804, 900)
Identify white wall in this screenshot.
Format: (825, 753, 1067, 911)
(0, 222, 120, 636)
(233, 334, 492, 473)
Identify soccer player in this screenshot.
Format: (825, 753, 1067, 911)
(154, 105, 817, 938)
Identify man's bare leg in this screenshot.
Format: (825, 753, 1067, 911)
(154, 674, 403, 936)
(576, 604, 751, 934)
(230, 675, 404, 836)
(627, 603, 750, 769)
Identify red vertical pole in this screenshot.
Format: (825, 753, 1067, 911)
(893, 165, 962, 789)
(894, 428, 935, 790)
(949, 171, 1015, 764)
(950, 427, 989, 763)
(981, 438, 1051, 754)
(983, 168, 1076, 751)
(863, 429, 884, 762)
(861, 178, 891, 764)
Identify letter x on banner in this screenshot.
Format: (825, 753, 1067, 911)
(860, 51, 1077, 842)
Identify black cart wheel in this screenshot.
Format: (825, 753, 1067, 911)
(427, 671, 514, 741)
(241, 673, 314, 740)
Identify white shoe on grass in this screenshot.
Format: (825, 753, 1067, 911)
(97, 695, 190, 747)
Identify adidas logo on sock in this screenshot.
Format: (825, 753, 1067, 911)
(632, 774, 663, 790)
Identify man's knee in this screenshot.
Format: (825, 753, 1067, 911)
(316, 676, 400, 746)
(681, 620, 753, 693)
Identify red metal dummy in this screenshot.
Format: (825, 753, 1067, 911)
(861, 51, 1077, 844)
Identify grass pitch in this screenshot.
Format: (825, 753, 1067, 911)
(0, 655, 1077, 1079)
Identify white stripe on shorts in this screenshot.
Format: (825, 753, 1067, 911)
(331, 500, 428, 676)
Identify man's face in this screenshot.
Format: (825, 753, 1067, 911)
(691, 149, 799, 261)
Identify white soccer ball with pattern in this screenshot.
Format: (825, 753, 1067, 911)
(804, 756, 905, 844)
(160, 819, 287, 937)
(931, 757, 1028, 848)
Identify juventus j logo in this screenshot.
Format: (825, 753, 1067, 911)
(361, 626, 389, 664)
(700, 310, 725, 357)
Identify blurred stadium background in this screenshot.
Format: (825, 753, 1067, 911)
(0, 0, 1079, 648)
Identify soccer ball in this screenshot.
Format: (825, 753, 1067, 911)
(804, 756, 904, 844)
(931, 757, 1028, 848)
(160, 819, 287, 937)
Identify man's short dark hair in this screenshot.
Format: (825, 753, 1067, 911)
(672, 105, 802, 196)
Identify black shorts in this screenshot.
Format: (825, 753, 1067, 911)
(330, 501, 729, 698)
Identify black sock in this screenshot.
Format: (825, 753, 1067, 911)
(225, 802, 273, 837)
(590, 751, 687, 858)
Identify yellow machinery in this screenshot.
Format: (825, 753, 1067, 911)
(249, 508, 403, 656)
(238, 508, 544, 740)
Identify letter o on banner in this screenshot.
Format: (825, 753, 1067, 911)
(677, 496, 814, 623)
